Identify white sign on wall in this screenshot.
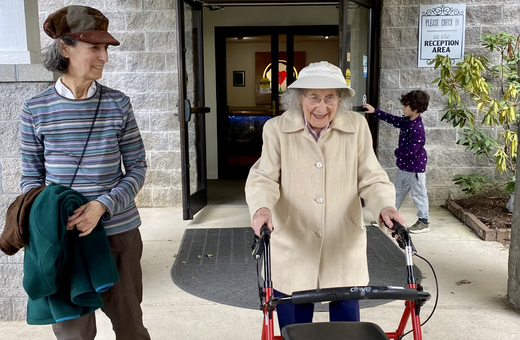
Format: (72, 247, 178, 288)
(418, 4, 466, 68)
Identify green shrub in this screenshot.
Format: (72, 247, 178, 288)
(430, 31, 520, 195)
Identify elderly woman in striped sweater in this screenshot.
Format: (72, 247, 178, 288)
(20, 6, 150, 340)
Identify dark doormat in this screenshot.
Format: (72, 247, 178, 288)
(171, 226, 422, 310)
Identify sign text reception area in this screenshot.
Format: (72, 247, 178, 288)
(418, 4, 466, 68)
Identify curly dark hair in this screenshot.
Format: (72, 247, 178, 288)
(400, 90, 430, 113)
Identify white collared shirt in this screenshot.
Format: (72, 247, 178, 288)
(54, 77, 97, 100)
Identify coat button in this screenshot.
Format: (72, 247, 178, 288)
(316, 162, 323, 168)
(315, 231, 323, 237)
(316, 197, 324, 203)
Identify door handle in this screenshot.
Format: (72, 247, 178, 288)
(174, 99, 192, 123)
(190, 107, 211, 114)
(174, 106, 210, 121)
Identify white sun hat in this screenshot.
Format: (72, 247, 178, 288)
(288, 61, 355, 98)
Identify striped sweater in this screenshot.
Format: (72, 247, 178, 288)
(20, 83, 147, 235)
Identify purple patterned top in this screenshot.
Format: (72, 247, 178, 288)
(373, 109, 427, 173)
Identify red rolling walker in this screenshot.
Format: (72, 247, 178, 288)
(252, 222, 435, 340)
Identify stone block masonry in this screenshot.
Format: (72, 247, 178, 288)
(378, 2, 519, 206)
(38, 0, 186, 210)
(0, 0, 187, 322)
(1, 0, 519, 323)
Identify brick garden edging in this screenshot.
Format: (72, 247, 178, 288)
(446, 199, 511, 242)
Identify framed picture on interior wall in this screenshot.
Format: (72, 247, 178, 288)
(233, 71, 245, 87)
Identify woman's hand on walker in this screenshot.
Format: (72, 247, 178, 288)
(380, 206, 406, 230)
(251, 207, 274, 237)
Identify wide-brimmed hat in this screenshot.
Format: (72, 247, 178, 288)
(43, 5, 120, 46)
(288, 61, 355, 98)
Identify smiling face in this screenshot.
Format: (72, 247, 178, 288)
(301, 89, 340, 132)
(61, 40, 108, 82)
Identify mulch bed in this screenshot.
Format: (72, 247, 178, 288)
(454, 196, 512, 230)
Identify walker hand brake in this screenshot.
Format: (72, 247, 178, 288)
(386, 221, 417, 253)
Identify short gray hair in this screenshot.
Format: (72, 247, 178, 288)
(280, 88, 353, 112)
(41, 36, 77, 74)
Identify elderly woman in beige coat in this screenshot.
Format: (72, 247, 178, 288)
(245, 61, 406, 331)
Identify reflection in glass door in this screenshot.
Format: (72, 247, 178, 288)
(339, 0, 379, 148)
(343, 3, 370, 113)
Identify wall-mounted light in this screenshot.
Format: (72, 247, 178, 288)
(324, 36, 329, 40)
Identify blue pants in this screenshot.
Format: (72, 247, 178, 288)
(274, 290, 360, 331)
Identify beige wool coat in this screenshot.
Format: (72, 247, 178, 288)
(245, 108, 396, 294)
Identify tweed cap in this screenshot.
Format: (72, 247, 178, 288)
(43, 5, 120, 46)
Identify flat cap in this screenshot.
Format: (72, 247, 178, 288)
(43, 5, 120, 46)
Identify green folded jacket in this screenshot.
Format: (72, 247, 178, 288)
(23, 183, 119, 325)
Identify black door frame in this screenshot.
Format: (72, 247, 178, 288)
(177, 0, 210, 220)
(215, 25, 338, 179)
(339, 0, 381, 151)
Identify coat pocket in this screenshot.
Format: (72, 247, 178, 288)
(273, 213, 291, 237)
(344, 213, 365, 230)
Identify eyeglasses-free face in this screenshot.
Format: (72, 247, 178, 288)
(61, 41, 109, 84)
(301, 89, 340, 134)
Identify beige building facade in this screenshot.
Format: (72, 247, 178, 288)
(0, 0, 518, 322)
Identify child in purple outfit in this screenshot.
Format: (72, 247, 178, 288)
(363, 90, 431, 233)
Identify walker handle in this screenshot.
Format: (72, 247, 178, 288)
(260, 224, 271, 238)
(290, 286, 431, 305)
(386, 221, 416, 252)
(252, 224, 271, 259)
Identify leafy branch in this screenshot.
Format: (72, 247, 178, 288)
(430, 31, 520, 194)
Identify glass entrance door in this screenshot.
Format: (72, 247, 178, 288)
(177, 0, 210, 220)
(340, 1, 371, 113)
(339, 0, 379, 148)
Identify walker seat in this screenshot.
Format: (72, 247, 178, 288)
(281, 321, 389, 340)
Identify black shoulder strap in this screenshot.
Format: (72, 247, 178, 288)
(70, 85, 103, 187)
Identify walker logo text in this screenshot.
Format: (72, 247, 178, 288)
(350, 287, 371, 293)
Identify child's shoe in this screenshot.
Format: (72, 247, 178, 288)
(408, 220, 430, 234)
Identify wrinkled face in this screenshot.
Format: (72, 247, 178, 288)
(301, 89, 340, 131)
(402, 104, 419, 119)
(61, 41, 108, 82)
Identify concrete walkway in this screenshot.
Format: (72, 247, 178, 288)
(3, 205, 519, 339)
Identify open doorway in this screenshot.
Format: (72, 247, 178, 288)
(198, 2, 379, 210)
(215, 25, 338, 180)
(207, 179, 247, 205)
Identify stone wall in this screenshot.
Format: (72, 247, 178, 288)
(0, 0, 185, 322)
(378, 0, 520, 206)
(37, 0, 184, 209)
(2, 0, 519, 323)
(0, 65, 54, 321)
